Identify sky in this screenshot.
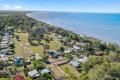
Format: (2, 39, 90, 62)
(0, 0, 120, 13)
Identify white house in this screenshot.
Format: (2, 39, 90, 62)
(72, 46, 80, 51)
(41, 68, 51, 74)
(64, 46, 80, 54)
(28, 69, 39, 77)
(0, 54, 9, 61)
(64, 48, 72, 54)
(69, 60, 81, 68)
(76, 55, 88, 63)
(35, 54, 41, 60)
(0, 44, 9, 49)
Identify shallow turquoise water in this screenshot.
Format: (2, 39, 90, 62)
(27, 12, 120, 45)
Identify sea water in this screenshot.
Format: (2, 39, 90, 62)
(27, 11, 120, 45)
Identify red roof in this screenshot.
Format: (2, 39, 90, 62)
(15, 75, 25, 80)
(95, 51, 104, 56)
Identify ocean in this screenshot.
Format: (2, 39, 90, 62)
(27, 11, 120, 45)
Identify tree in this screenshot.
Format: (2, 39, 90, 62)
(58, 47, 65, 52)
(97, 44, 107, 51)
(88, 62, 120, 80)
(9, 43, 15, 49)
(42, 54, 49, 62)
(65, 54, 73, 61)
(42, 73, 52, 80)
(33, 60, 45, 70)
(108, 43, 118, 51)
(16, 35, 20, 41)
(109, 52, 120, 62)
(79, 71, 89, 80)
(23, 68, 28, 77)
(82, 56, 103, 73)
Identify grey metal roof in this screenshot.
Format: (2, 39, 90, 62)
(70, 60, 80, 67)
(28, 69, 39, 77)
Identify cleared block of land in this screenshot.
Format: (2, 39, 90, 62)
(14, 32, 44, 57)
(14, 39, 33, 58)
(48, 64, 66, 78)
(60, 64, 80, 77)
(14, 32, 63, 57)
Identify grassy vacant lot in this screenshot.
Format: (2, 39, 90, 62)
(14, 38, 25, 57)
(14, 32, 63, 57)
(60, 64, 80, 80)
(14, 32, 44, 57)
(47, 64, 66, 78)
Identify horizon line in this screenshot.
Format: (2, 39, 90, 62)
(0, 10, 120, 14)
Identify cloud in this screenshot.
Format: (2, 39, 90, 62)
(13, 5, 22, 9)
(4, 5, 11, 8)
(3, 4, 22, 10)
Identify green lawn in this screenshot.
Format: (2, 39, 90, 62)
(14, 39, 23, 56)
(28, 46, 44, 55)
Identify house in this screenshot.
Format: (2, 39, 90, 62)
(14, 57, 23, 66)
(9, 41, 14, 47)
(64, 48, 72, 54)
(0, 70, 9, 77)
(32, 28, 46, 35)
(2, 36, 9, 41)
(80, 42, 87, 46)
(75, 55, 88, 63)
(9, 38, 14, 45)
(69, 60, 81, 68)
(0, 44, 9, 49)
(9, 35, 14, 38)
(34, 54, 41, 60)
(30, 54, 41, 60)
(71, 46, 81, 53)
(1, 40, 9, 44)
(95, 51, 104, 56)
(58, 35, 63, 39)
(4, 32, 9, 36)
(64, 46, 80, 54)
(30, 54, 36, 60)
(0, 49, 11, 55)
(0, 54, 9, 61)
(5, 26, 14, 32)
(28, 69, 39, 78)
(0, 33, 11, 49)
(41, 68, 51, 74)
(48, 50, 59, 58)
(25, 59, 32, 65)
(72, 46, 80, 51)
(64, 42, 72, 46)
(15, 75, 25, 80)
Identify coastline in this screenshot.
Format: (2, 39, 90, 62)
(26, 12, 119, 46)
(0, 11, 120, 80)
